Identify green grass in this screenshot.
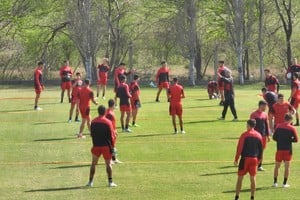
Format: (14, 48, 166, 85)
(0, 84, 300, 200)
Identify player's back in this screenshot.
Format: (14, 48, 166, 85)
(91, 116, 112, 147)
(157, 67, 169, 82)
(240, 130, 263, 158)
(130, 81, 140, 100)
(169, 84, 183, 104)
(273, 102, 291, 124)
(274, 123, 298, 150)
(117, 83, 130, 105)
(250, 110, 268, 136)
(79, 87, 93, 107)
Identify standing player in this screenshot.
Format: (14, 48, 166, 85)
(264, 69, 280, 93)
(86, 105, 117, 187)
(106, 99, 122, 164)
(288, 72, 300, 126)
(155, 61, 170, 102)
(34, 61, 45, 111)
(250, 100, 270, 171)
(286, 58, 300, 85)
(68, 72, 83, 123)
(59, 60, 73, 103)
(261, 87, 278, 129)
(130, 74, 141, 127)
(114, 63, 131, 105)
(207, 77, 219, 99)
(217, 61, 230, 105)
(77, 79, 98, 138)
(116, 75, 132, 132)
(273, 113, 298, 188)
(168, 77, 185, 134)
(96, 58, 110, 99)
(234, 119, 263, 200)
(218, 70, 238, 121)
(270, 94, 295, 132)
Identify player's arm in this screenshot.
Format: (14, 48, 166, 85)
(181, 88, 185, 99)
(272, 129, 278, 141)
(288, 103, 296, 115)
(125, 85, 132, 98)
(292, 128, 299, 143)
(234, 135, 245, 166)
(96, 66, 100, 80)
(265, 118, 270, 141)
(288, 85, 296, 101)
(257, 138, 263, 163)
(90, 92, 98, 105)
(276, 78, 280, 92)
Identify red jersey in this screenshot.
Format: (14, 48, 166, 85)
(168, 83, 184, 104)
(34, 68, 43, 89)
(71, 79, 82, 100)
(91, 116, 115, 147)
(217, 65, 228, 80)
(291, 79, 300, 99)
(97, 64, 110, 81)
(114, 67, 126, 86)
(59, 65, 72, 82)
(130, 80, 140, 101)
(272, 102, 294, 125)
(234, 129, 263, 162)
(273, 122, 298, 152)
(79, 86, 94, 108)
(156, 67, 169, 83)
(116, 82, 132, 106)
(265, 75, 279, 92)
(250, 110, 269, 137)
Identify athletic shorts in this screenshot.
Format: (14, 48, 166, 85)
(238, 157, 258, 176)
(97, 79, 108, 85)
(262, 136, 267, 149)
(131, 99, 141, 110)
(218, 80, 224, 91)
(290, 97, 300, 109)
(120, 105, 131, 112)
(71, 97, 79, 105)
(61, 81, 72, 90)
(79, 106, 90, 119)
(169, 103, 183, 116)
(276, 150, 292, 162)
(159, 82, 169, 89)
(91, 146, 112, 160)
(35, 88, 42, 95)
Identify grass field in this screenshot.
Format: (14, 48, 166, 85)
(1, 83, 300, 200)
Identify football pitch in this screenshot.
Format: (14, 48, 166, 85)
(1, 84, 300, 200)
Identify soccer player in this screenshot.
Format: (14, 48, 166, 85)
(207, 78, 218, 99)
(270, 94, 295, 132)
(286, 58, 300, 85)
(272, 113, 298, 188)
(234, 119, 263, 200)
(261, 87, 278, 128)
(34, 61, 45, 111)
(217, 61, 230, 105)
(218, 70, 238, 121)
(250, 100, 270, 171)
(155, 61, 170, 102)
(59, 60, 73, 103)
(130, 74, 141, 127)
(68, 72, 83, 123)
(168, 77, 185, 134)
(116, 75, 132, 132)
(264, 69, 280, 93)
(288, 72, 300, 126)
(86, 105, 117, 187)
(106, 99, 122, 164)
(77, 79, 98, 138)
(96, 58, 110, 99)
(114, 63, 131, 105)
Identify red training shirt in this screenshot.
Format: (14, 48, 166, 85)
(79, 86, 94, 108)
(272, 102, 294, 125)
(168, 83, 184, 105)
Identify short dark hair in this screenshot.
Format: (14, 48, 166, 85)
(293, 72, 299, 79)
(119, 75, 126, 81)
(247, 119, 256, 128)
(218, 60, 224, 64)
(278, 93, 284, 99)
(76, 72, 81, 76)
(264, 69, 270, 72)
(38, 61, 44, 66)
(173, 77, 178, 82)
(284, 113, 293, 122)
(108, 99, 115, 108)
(261, 87, 267, 92)
(133, 74, 139, 80)
(84, 79, 90, 85)
(258, 100, 267, 107)
(97, 105, 106, 116)
(161, 61, 166, 65)
(119, 62, 126, 66)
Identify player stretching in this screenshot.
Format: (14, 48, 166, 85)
(234, 119, 263, 200)
(288, 72, 300, 126)
(77, 79, 98, 138)
(261, 87, 277, 129)
(264, 69, 280, 93)
(273, 113, 298, 188)
(114, 63, 131, 106)
(86, 105, 117, 187)
(96, 58, 110, 99)
(116, 75, 132, 132)
(250, 100, 270, 171)
(106, 99, 122, 164)
(34, 61, 45, 111)
(168, 77, 185, 134)
(270, 94, 295, 132)
(68, 72, 82, 123)
(155, 61, 170, 102)
(217, 61, 230, 105)
(59, 60, 73, 103)
(130, 75, 141, 127)
(218, 70, 238, 121)
(207, 77, 218, 99)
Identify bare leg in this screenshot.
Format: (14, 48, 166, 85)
(88, 154, 99, 182)
(125, 111, 131, 128)
(67, 89, 71, 102)
(79, 118, 87, 134)
(96, 84, 100, 97)
(105, 159, 113, 180)
(156, 88, 162, 101)
(235, 175, 244, 198)
(250, 176, 256, 198)
(61, 89, 65, 103)
(274, 161, 281, 183)
(132, 109, 137, 124)
(86, 116, 91, 132)
(172, 115, 177, 132)
(178, 115, 183, 131)
(120, 111, 125, 130)
(69, 103, 75, 120)
(284, 161, 290, 184)
(102, 85, 106, 98)
(34, 93, 40, 107)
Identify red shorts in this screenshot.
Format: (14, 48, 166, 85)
(290, 97, 300, 109)
(159, 82, 169, 89)
(91, 146, 112, 160)
(218, 80, 224, 91)
(131, 99, 141, 110)
(71, 98, 79, 106)
(97, 79, 108, 85)
(79, 106, 90, 119)
(169, 103, 183, 116)
(238, 157, 258, 176)
(120, 105, 131, 112)
(276, 150, 292, 162)
(262, 136, 267, 149)
(35, 88, 42, 95)
(61, 81, 72, 90)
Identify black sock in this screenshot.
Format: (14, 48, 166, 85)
(258, 162, 262, 168)
(108, 177, 112, 183)
(181, 128, 183, 131)
(75, 116, 78, 121)
(34, 105, 37, 109)
(132, 121, 135, 125)
(125, 124, 128, 129)
(283, 177, 288, 185)
(274, 177, 277, 183)
(251, 196, 254, 200)
(69, 117, 71, 120)
(234, 195, 239, 200)
(121, 125, 124, 130)
(175, 128, 177, 132)
(112, 155, 116, 161)
(297, 119, 299, 124)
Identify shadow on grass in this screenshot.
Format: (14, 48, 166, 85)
(133, 133, 172, 138)
(186, 120, 218, 124)
(0, 109, 33, 113)
(200, 171, 236, 176)
(25, 186, 90, 193)
(34, 137, 75, 142)
(218, 165, 236, 169)
(185, 105, 218, 109)
(51, 164, 91, 169)
(223, 186, 274, 194)
(33, 121, 67, 125)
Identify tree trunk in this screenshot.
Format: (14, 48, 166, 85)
(258, 0, 265, 81)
